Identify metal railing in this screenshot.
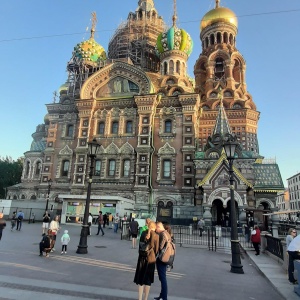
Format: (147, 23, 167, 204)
(265, 235, 284, 260)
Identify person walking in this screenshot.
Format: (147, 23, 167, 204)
(287, 233, 300, 284)
(49, 215, 60, 251)
(11, 211, 17, 231)
(134, 221, 159, 300)
(96, 211, 105, 236)
(251, 225, 261, 256)
(155, 222, 171, 300)
(0, 213, 7, 241)
(42, 211, 51, 234)
(198, 218, 205, 237)
(88, 213, 93, 235)
(129, 218, 139, 249)
(16, 210, 24, 231)
(61, 230, 70, 254)
(113, 213, 120, 233)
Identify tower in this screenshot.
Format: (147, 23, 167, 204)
(194, 0, 259, 155)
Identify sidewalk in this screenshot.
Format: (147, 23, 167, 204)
(246, 249, 299, 300)
(0, 222, 296, 300)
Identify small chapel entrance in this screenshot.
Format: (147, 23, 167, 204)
(211, 198, 239, 227)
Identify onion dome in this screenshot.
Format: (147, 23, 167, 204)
(156, 26, 193, 57)
(201, 0, 238, 31)
(74, 36, 106, 63)
(58, 82, 69, 94)
(73, 12, 106, 64)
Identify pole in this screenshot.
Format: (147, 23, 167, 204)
(228, 159, 244, 274)
(45, 180, 51, 212)
(76, 154, 95, 254)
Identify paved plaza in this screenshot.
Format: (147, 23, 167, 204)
(0, 222, 297, 300)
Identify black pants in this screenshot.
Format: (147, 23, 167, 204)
(62, 245, 67, 252)
(16, 220, 22, 230)
(253, 242, 260, 255)
(97, 224, 104, 235)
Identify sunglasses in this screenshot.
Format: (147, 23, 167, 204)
(292, 231, 297, 233)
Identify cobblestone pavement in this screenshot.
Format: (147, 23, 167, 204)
(0, 222, 287, 300)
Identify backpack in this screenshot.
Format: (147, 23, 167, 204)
(18, 215, 23, 221)
(139, 238, 152, 257)
(42, 235, 50, 248)
(158, 235, 176, 265)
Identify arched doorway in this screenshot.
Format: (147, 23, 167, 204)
(211, 199, 226, 226)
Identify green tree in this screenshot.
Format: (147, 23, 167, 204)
(0, 156, 23, 198)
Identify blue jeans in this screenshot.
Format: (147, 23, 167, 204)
(156, 258, 168, 300)
(113, 223, 118, 233)
(288, 251, 300, 282)
(97, 224, 104, 235)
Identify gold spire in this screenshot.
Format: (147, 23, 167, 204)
(90, 11, 97, 39)
(216, 0, 220, 8)
(172, 0, 177, 27)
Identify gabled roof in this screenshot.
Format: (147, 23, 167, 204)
(196, 151, 253, 188)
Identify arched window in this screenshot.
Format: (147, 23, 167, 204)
(163, 160, 171, 178)
(98, 122, 105, 134)
(108, 160, 116, 176)
(205, 37, 209, 48)
(217, 32, 221, 43)
(35, 162, 41, 175)
(95, 160, 101, 176)
(112, 121, 119, 134)
(126, 121, 133, 133)
(169, 60, 174, 74)
(67, 124, 74, 137)
(210, 34, 214, 45)
(215, 58, 225, 80)
(164, 62, 168, 75)
(176, 61, 180, 74)
(165, 120, 172, 133)
(123, 159, 130, 177)
(62, 160, 70, 177)
(224, 32, 228, 43)
(25, 161, 30, 176)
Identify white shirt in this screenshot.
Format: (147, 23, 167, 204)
(88, 215, 93, 223)
(288, 235, 300, 252)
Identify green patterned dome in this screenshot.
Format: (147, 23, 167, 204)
(156, 26, 193, 57)
(74, 37, 106, 63)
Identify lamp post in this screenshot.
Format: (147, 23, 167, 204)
(77, 138, 100, 254)
(45, 179, 52, 212)
(223, 133, 244, 274)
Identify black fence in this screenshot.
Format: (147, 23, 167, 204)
(265, 235, 284, 260)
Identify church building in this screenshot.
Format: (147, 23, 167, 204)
(7, 0, 284, 227)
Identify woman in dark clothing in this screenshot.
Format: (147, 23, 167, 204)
(134, 221, 159, 300)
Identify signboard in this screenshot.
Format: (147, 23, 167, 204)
(193, 217, 198, 221)
(160, 209, 171, 217)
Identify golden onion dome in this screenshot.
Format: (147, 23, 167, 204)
(58, 82, 69, 94)
(201, 7, 238, 31)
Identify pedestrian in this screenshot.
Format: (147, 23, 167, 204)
(96, 211, 105, 236)
(16, 210, 24, 231)
(198, 218, 205, 237)
(251, 225, 261, 256)
(42, 211, 51, 234)
(30, 212, 35, 223)
(88, 213, 93, 235)
(39, 230, 51, 257)
(286, 228, 297, 249)
(244, 224, 250, 243)
(103, 213, 107, 228)
(129, 218, 139, 249)
(113, 213, 120, 233)
(134, 221, 159, 300)
(287, 233, 300, 284)
(155, 222, 172, 300)
(0, 213, 7, 241)
(11, 211, 17, 231)
(61, 230, 70, 254)
(49, 215, 60, 251)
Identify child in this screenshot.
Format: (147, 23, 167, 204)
(61, 230, 70, 254)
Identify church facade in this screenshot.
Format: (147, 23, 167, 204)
(7, 0, 284, 226)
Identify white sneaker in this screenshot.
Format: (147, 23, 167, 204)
(61, 251, 64, 255)
(64, 251, 67, 254)
(52, 248, 55, 252)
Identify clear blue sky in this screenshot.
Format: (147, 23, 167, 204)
(0, 0, 299, 185)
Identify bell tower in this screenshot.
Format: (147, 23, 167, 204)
(194, 0, 260, 154)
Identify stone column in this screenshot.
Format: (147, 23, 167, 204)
(271, 208, 280, 238)
(203, 205, 212, 226)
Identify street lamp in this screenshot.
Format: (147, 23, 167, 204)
(45, 179, 52, 212)
(223, 133, 244, 274)
(77, 138, 101, 254)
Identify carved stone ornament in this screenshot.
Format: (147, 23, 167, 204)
(59, 145, 73, 156)
(158, 143, 176, 155)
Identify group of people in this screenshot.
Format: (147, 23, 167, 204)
(133, 218, 175, 300)
(39, 212, 70, 257)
